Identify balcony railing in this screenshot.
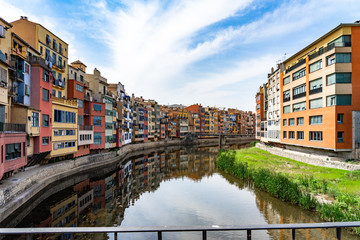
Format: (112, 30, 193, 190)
(52, 78, 65, 88)
(292, 92, 306, 100)
(309, 87, 322, 95)
(0, 122, 26, 132)
(79, 125, 93, 131)
(285, 58, 306, 74)
(27, 56, 52, 71)
(283, 97, 290, 103)
(308, 42, 351, 60)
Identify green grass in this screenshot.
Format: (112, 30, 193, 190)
(235, 147, 360, 195)
(216, 147, 360, 234)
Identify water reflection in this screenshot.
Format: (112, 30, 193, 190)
(3, 145, 360, 240)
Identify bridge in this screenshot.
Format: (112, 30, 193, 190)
(182, 132, 255, 148)
(0, 222, 358, 240)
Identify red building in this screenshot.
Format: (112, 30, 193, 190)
(144, 109, 148, 142)
(185, 104, 205, 133)
(29, 56, 53, 159)
(85, 102, 105, 151)
(68, 61, 93, 157)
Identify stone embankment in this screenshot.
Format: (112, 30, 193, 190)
(0, 137, 254, 224)
(256, 143, 360, 171)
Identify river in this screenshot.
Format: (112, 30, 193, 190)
(1, 145, 359, 239)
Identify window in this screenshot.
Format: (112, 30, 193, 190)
(42, 88, 49, 101)
(46, 34, 51, 45)
(43, 70, 49, 82)
(52, 89, 56, 97)
(327, 95, 351, 106)
(309, 60, 322, 73)
(45, 49, 50, 61)
(283, 105, 290, 114)
(53, 39, 57, 50)
(93, 104, 102, 111)
(310, 98, 322, 109)
(53, 141, 75, 150)
(327, 53, 351, 65)
(80, 75, 84, 82)
(289, 131, 295, 139)
(337, 132, 344, 143)
(297, 117, 304, 125)
(59, 43, 62, 53)
(78, 99, 84, 108)
(32, 112, 39, 127)
(283, 119, 287, 126)
(42, 137, 49, 145)
(5, 143, 21, 161)
(58, 56, 62, 68)
(42, 114, 49, 127)
(0, 66, 7, 84)
(326, 73, 351, 85)
(58, 91, 62, 98)
(328, 35, 351, 47)
(289, 118, 295, 126)
(54, 110, 76, 123)
(293, 101, 306, 112)
(293, 67, 306, 80)
(94, 132, 102, 145)
(337, 113, 344, 124)
(52, 52, 56, 65)
(297, 131, 304, 140)
(76, 84, 84, 92)
(283, 90, 290, 102)
(283, 131, 287, 139)
(283, 76, 290, 85)
(310, 115, 322, 125)
(40, 46, 43, 54)
(293, 84, 306, 98)
(93, 116, 102, 126)
(309, 78, 322, 91)
(310, 131, 323, 141)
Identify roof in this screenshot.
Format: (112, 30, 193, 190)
(11, 32, 41, 55)
(283, 23, 360, 64)
(11, 17, 68, 45)
(71, 60, 87, 67)
(0, 17, 13, 27)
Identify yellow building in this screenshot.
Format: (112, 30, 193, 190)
(51, 98, 78, 158)
(11, 17, 79, 159)
(0, 18, 12, 123)
(11, 17, 69, 98)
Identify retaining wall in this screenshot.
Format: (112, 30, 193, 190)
(256, 143, 360, 171)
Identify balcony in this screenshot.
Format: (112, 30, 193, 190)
(0, 122, 26, 132)
(52, 97, 77, 107)
(52, 78, 65, 88)
(308, 42, 351, 60)
(84, 95, 92, 101)
(27, 56, 52, 71)
(309, 87, 322, 95)
(285, 58, 306, 74)
(292, 92, 306, 100)
(79, 125, 93, 131)
(53, 62, 65, 72)
(283, 97, 290, 103)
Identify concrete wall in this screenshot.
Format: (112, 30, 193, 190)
(256, 142, 360, 171)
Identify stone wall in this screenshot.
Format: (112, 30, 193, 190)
(256, 143, 360, 171)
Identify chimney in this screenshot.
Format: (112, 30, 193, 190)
(21, 16, 28, 20)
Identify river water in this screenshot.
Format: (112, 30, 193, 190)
(2, 145, 359, 239)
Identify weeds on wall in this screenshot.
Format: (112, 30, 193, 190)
(217, 149, 360, 235)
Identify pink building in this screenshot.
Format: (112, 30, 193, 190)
(29, 56, 53, 160)
(0, 131, 27, 179)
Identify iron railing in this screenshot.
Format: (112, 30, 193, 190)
(0, 122, 26, 132)
(1, 222, 360, 240)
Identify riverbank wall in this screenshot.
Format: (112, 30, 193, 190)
(0, 137, 254, 224)
(256, 143, 360, 171)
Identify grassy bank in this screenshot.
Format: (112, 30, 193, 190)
(216, 147, 360, 234)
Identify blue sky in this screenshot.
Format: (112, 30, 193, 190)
(1, 0, 360, 111)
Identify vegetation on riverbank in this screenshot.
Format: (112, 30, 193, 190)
(216, 147, 360, 234)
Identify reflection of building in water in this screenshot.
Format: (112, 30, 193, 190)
(73, 179, 94, 224)
(89, 178, 105, 226)
(254, 189, 329, 240)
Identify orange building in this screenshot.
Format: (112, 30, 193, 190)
(255, 86, 264, 139)
(280, 23, 360, 158)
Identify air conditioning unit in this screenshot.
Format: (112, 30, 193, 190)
(0, 26, 5, 38)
